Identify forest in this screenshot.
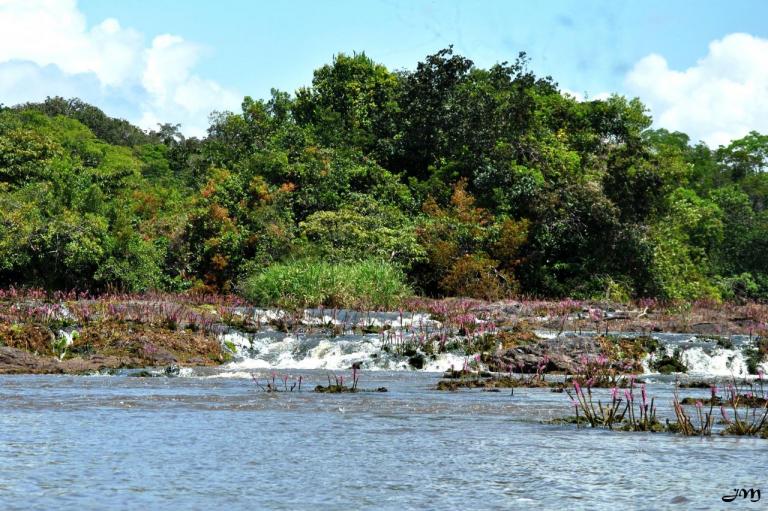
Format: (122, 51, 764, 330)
(1, 48, 767, 305)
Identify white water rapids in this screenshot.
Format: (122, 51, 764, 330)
(210, 309, 768, 377)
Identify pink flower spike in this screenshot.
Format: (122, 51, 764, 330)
(610, 387, 618, 400)
(695, 400, 703, 409)
(624, 389, 633, 402)
(573, 381, 582, 396)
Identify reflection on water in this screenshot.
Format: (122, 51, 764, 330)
(1, 371, 765, 510)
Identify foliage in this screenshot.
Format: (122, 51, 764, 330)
(297, 198, 425, 268)
(1, 48, 768, 303)
(240, 259, 411, 310)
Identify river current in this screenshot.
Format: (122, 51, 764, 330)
(1, 366, 766, 510)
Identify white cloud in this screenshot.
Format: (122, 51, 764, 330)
(0, 0, 240, 136)
(560, 88, 611, 102)
(626, 33, 768, 147)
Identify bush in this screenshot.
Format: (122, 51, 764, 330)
(717, 272, 760, 301)
(240, 258, 411, 310)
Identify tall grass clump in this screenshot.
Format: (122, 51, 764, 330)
(241, 259, 411, 310)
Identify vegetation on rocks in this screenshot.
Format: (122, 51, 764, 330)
(0, 291, 233, 373)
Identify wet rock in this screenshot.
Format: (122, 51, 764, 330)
(145, 348, 178, 365)
(0, 346, 62, 374)
(130, 370, 161, 378)
(59, 355, 136, 374)
(485, 336, 639, 374)
(407, 352, 425, 369)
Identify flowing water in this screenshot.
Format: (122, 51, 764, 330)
(3, 315, 768, 510)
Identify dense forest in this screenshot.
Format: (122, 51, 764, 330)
(1, 48, 767, 303)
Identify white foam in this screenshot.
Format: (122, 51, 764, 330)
(177, 367, 194, 377)
(202, 371, 255, 379)
(682, 346, 749, 377)
(57, 329, 78, 346)
(216, 323, 477, 373)
(643, 344, 757, 377)
(423, 353, 469, 372)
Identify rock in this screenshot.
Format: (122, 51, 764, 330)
(407, 352, 425, 369)
(485, 336, 619, 374)
(130, 370, 160, 378)
(0, 346, 148, 375)
(0, 347, 62, 374)
(145, 348, 178, 365)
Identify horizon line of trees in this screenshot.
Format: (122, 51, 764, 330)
(1, 47, 767, 302)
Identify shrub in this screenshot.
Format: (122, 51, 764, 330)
(717, 272, 760, 301)
(240, 258, 411, 310)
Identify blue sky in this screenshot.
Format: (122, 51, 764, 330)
(77, 0, 768, 97)
(2, 1, 768, 144)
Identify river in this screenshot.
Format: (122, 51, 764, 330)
(1, 366, 766, 510)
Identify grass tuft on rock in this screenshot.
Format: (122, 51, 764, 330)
(241, 258, 411, 310)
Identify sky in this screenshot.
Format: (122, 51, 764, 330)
(1, 0, 767, 146)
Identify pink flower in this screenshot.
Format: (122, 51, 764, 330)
(710, 385, 717, 398)
(624, 389, 633, 402)
(641, 384, 647, 407)
(573, 381, 582, 396)
(695, 400, 703, 409)
(610, 387, 618, 400)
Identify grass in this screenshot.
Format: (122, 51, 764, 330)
(241, 258, 411, 311)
